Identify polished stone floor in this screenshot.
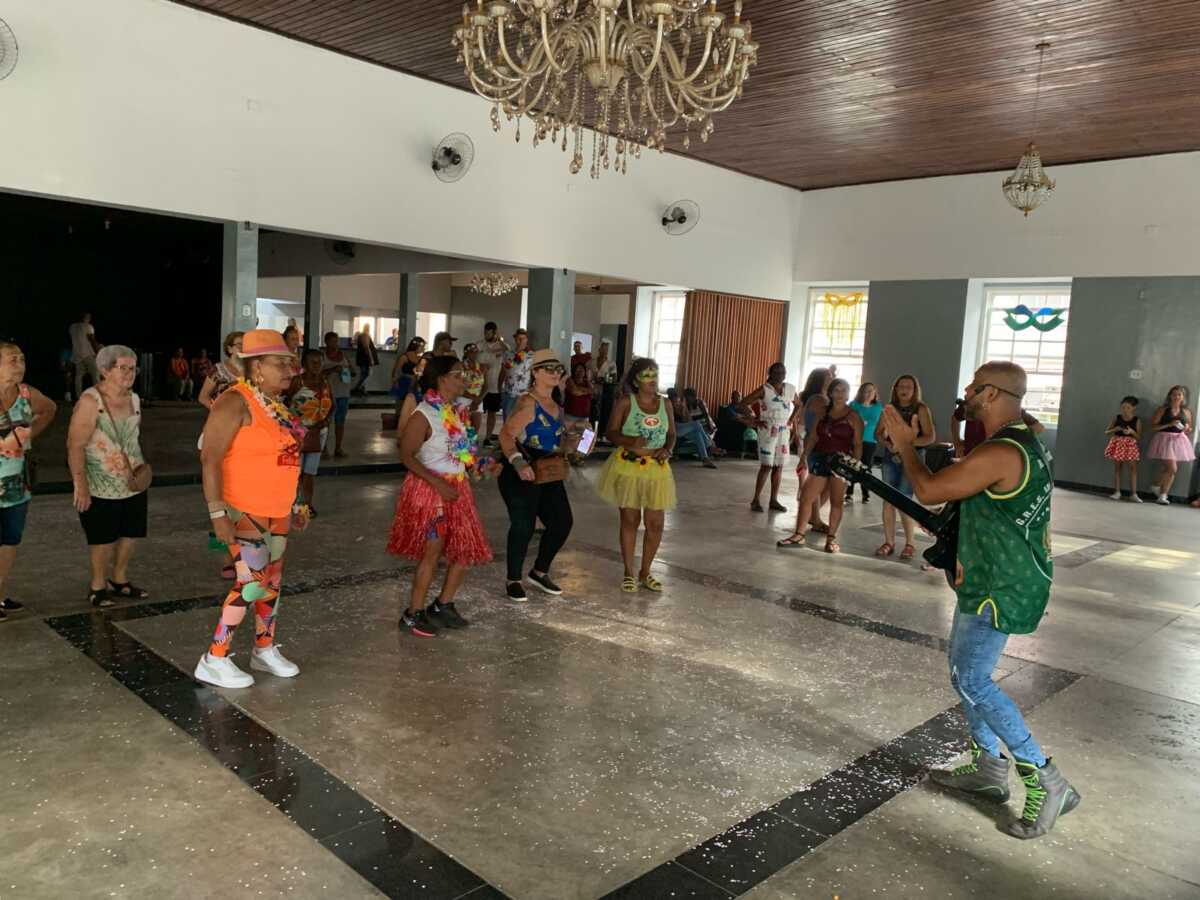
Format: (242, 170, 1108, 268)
(2, 461, 1198, 899)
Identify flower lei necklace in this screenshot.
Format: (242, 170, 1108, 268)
(239, 378, 306, 446)
(503, 348, 530, 371)
(424, 390, 477, 469)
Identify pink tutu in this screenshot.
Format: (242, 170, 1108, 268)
(387, 475, 493, 566)
(1147, 430, 1195, 462)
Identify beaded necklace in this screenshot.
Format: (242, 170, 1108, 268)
(239, 379, 306, 447)
(423, 389, 477, 469)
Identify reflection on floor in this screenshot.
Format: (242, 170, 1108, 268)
(3, 461, 1199, 899)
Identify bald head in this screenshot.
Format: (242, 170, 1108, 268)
(976, 361, 1027, 399)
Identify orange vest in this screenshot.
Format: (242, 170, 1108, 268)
(222, 382, 301, 518)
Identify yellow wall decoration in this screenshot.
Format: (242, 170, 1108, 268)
(818, 292, 867, 348)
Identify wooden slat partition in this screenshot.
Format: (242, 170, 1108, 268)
(676, 291, 786, 413)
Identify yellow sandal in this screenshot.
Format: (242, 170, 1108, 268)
(621, 576, 638, 593)
(640, 574, 664, 592)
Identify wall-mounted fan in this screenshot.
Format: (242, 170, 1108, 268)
(662, 200, 699, 236)
(325, 239, 357, 266)
(432, 133, 475, 183)
(0, 17, 19, 81)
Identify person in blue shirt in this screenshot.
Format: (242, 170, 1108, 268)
(847, 382, 882, 502)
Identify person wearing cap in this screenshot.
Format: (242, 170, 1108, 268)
(67, 344, 152, 609)
(500, 328, 532, 423)
(597, 357, 677, 593)
(498, 348, 577, 601)
(194, 329, 308, 689)
(390, 356, 495, 636)
(479, 321, 509, 444)
(433, 331, 458, 357)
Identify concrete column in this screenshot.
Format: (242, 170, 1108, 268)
(527, 268, 576, 362)
(221, 222, 258, 344)
(399, 274, 419, 346)
(303, 276, 321, 349)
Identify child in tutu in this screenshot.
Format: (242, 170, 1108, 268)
(1103, 395, 1142, 501)
(389, 356, 498, 637)
(1147, 385, 1193, 505)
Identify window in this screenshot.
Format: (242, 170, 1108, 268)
(352, 315, 376, 340)
(378, 316, 400, 348)
(803, 288, 869, 388)
(981, 285, 1072, 425)
(415, 312, 448, 346)
(650, 292, 686, 389)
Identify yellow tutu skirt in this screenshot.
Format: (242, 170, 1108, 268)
(595, 450, 677, 511)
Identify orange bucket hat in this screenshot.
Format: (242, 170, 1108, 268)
(238, 329, 295, 359)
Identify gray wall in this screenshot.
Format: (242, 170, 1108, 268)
(1055, 277, 1200, 496)
(448, 287, 523, 346)
(862, 280, 969, 439)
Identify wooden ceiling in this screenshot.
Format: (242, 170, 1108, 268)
(172, 0, 1200, 190)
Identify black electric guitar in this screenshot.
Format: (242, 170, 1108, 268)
(828, 452, 960, 580)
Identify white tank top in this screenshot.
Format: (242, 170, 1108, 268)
(760, 382, 796, 430)
(415, 402, 466, 476)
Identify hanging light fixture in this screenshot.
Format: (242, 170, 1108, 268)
(453, 1, 760, 179)
(1003, 41, 1055, 217)
(471, 271, 522, 296)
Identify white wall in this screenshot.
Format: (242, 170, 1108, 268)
(0, 0, 795, 301)
(257, 276, 305, 303)
(600, 295, 631, 325)
(794, 152, 1200, 283)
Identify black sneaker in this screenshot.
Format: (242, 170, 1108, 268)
(1, 598, 24, 612)
(428, 600, 469, 628)
(400, 608, 438, 637)
(506, 581, 528, 603)
(527, 570, 563, 596)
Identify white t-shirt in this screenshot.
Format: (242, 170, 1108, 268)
(69, 321, 96, 362)
(479, 338, 507, 394)
(322, 351, 353, 400)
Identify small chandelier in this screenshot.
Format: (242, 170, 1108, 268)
(1003, 41, 1055, 217)
(453, 1, 760, 179)
(471, 271, 521, 296)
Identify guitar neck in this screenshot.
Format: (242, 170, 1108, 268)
(840, 466, 944, 532)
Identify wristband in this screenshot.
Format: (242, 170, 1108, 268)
(209, 508, 227, 520)
(509, 453, 527, 467)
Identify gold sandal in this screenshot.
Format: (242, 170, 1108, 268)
(621, 576, 638, 593)
(640, 574, 664, 592)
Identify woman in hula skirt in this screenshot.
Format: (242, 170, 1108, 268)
(389, 356, 497, 637)
(597, 358, 676, 593)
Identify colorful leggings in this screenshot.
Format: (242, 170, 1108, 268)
(208, 513, 290, 658)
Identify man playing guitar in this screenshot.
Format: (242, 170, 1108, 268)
(880, 361, 1080, 840)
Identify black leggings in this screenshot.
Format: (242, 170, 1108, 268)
(846, 441, 877, 499)
(498, 464, 574, 581)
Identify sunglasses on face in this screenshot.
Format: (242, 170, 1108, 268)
(971, 382, 1023, 400)
(536, 364, 565, 376)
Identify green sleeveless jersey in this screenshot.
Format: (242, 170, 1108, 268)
(955, 422, 1053, 634)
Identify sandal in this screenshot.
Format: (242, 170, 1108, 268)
(89, 588, 116, 609)
(776, 534, 807, 548)
(750, 500, 765, 512)
(900, 543, 916, 561)
(621, 576, 638, 593)
(824, 536, 840, 554)
(875, 542, 895, 557)
(640, 574, 664, 592)
(107, 580, 149, 599)
(769, 500, 788, 512)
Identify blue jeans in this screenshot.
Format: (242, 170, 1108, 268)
(947, 609, 1046, 765)
(674, 420, 711, 460)
(881, 455, 914, 498)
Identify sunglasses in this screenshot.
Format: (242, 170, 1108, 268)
(535, 364, 566, 375)
(973, 382, 1023, 400)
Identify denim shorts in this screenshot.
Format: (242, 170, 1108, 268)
(0, 500, 30, 546)
(332, 396, 350, 425)
(881, 455, 914, 498)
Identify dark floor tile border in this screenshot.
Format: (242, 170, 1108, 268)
(603, 665, 1082, 898)
(1054, 539, 1130, 569)
(45, 566, 509, 900)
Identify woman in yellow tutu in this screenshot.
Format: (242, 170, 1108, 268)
(596, 358, 676, 593)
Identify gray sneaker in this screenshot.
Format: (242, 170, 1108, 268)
(929, 739, 1011, 802)
(1005, 759, 1081, 839)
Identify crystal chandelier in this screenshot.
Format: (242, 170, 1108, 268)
(453, 0, 760, 178)
(471, 271, 522, 296)
(1002, 42, 1055, 217)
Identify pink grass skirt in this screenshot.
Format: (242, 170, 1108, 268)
(386, 475, 493, 566)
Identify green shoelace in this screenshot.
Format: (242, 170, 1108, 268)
(1017, 766, 1047, 821)
(950, 743, 983, 776)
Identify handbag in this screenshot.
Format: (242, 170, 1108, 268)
(531, 453, 568, 484)
(100, 393, 153, 493)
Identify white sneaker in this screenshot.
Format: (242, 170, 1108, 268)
(1157, 495, 1171, 505)
(1131, 493, 1143, 503)
(250, 645, 300, 678)
(194, 652, 254, 688)
(1109, 491, 1122, 500)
